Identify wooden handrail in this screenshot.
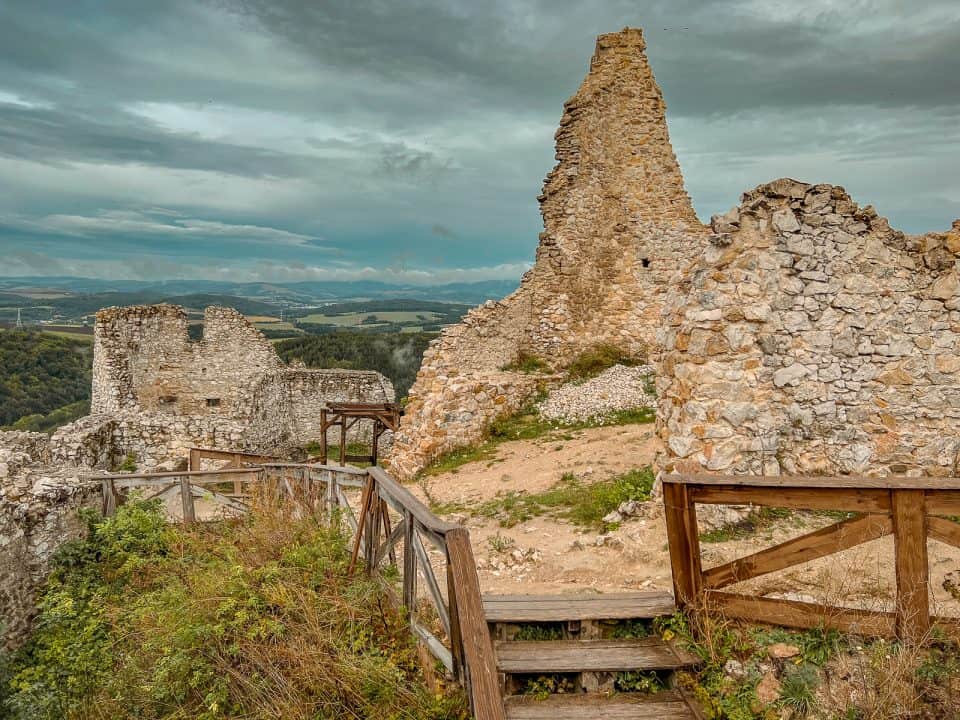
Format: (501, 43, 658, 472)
(663, 473, 960, 645)
(85, 468, 262, 481)
(667, 474, 960, 490)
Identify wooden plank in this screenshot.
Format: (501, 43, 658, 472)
(495, 638, 696, 673)
(892, 489, 930, 643)
(690, 485, 891, 513)
(446, 528, 505, 720)
(368, 466, 458, 534)
(926, 491, 960, 516)
(703, 514, 893, 589)
(402, 511, 417, 616)
(663, 482, 702, 609)
(706, 590, 896, 637)
(376, 517, 406, 568)
(670, 474, 960, 490)
(101, 478, 117, 516)
(928, 516, 960, 549)
(482, 592, 675, 623)
(348, 479, 374, 574)
(180, 477, 196, 523)
(411, 622, 454, 673)
(413, 530, 451, 637)
(504, 692, 695, 720)
(192, 486, 249, 515)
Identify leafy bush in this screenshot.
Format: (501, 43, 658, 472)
(3, 501, 466, 720)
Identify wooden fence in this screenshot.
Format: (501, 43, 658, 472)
(663, 474, 960, 643)
(87, 460, 503, 720)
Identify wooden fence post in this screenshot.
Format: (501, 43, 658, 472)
(446, 528, 505, 720)
(101, 478, 117, 516)
(663, 481, 703, 611)
(189, 448, 200, 472)
(892, 489, 930, 643)
(403, 511, 416, 616)
(180, 476, 196, 523)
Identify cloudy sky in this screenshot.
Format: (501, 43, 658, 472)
(1, 0, 957, 284)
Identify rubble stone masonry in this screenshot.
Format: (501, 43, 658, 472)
(657, 180, 960, 477)
(388, 27, 708, 479)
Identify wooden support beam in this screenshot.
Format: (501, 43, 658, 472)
(928, 516, 960, 549)
(926, 490, 960, 517)
(663, 482, 702, 610)
(690, 485, 891, 513)
(703, 514, 893, 590)
(446, 528, 505, 720)
(180, 476, 196, 523)
(892, 489, 930, 643)
(706, 590, 897, 637)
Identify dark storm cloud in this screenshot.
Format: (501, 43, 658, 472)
(0, 0, 957, 282)
(0, 103, 316, 178)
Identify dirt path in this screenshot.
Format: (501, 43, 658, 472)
(415, 424, 960, 616)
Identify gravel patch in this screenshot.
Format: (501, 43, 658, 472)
(538, 364, 656, 423)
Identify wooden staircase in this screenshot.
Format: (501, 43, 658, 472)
(482, 591, 704, 720)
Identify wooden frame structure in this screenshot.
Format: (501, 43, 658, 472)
(663, 474, 960, 644)
(319, 402, 401, 466)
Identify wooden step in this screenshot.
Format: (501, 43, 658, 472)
(495, 637, 698, 674)
(483, 591, 676, 623)
(504, 691, 698, 719)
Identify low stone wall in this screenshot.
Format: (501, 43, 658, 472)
(657, 179, 960, 476)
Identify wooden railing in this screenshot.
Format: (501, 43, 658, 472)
(89, 459, 503, 719)
(188, 447, 280, 471)
(349, 466, 504, 720)
(663, 474, 960, 644)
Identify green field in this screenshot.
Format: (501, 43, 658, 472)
(299, 311, 442, 326)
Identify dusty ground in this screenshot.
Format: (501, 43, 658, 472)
(415, 424, 960, 616)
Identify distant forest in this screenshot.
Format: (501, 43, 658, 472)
(0, 330, 92, 429)
(276, 332, 435, 400)
(0, 329, 435, 431)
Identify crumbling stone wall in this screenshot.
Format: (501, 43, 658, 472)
(389, 27, 708, 479)
(0, 431, 101, 647)
(657, 179, 960, 476)
(88, 304, 395, 467)
(92, 305, 282, 416)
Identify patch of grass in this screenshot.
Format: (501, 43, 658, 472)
(2, 500, 466, 720)
(501, 352, 551, 374)
(778, 663, 819, 716)
(513, 624, 563, 641)
(699, 506, 795, 543)
(469, 467, 655, 530)
(608, 619, 653, 639)
(565, 343, 645, 382)
(419, 404, 655, 479)
(615, 670, 667, 693)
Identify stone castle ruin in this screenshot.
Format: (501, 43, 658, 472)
(2, 23, 958, 648)
(1, 304, 393, 645)
(389, 27, 960, 481)
(389, 28, 709, 478)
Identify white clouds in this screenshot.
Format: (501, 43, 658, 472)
(3, 208, 322, 247)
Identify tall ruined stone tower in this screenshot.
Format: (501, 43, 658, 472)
(388, 27, 707, 479)
(527, 27, 704, 360)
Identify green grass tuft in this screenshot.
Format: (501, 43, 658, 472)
(564, 343, 645, 382)
(451, 467, 656, 530)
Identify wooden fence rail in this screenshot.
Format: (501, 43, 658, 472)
(663, 474, 960, 644)
(85, 458, 503, 720)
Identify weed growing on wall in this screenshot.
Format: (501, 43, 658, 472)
(1, 501, 466, 720)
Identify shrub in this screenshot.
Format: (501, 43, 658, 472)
(3, 501, 466, 720)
